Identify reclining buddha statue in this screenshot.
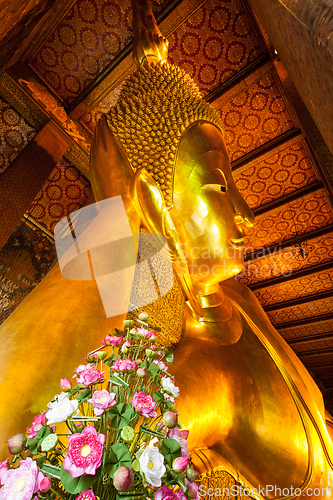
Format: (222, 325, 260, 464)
(0, 0, 333, 496)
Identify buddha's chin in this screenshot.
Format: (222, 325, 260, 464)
(191, 261, 244, 285)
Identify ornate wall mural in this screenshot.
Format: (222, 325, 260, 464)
(0, 220, 56, 315)
(0, 95, 36, 174)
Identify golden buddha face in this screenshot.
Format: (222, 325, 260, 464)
(171, 122, 254, 285)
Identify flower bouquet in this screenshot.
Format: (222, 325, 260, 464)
(0, 313, 200, 500)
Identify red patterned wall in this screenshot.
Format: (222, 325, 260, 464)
(233, 141, 318, 209)
(240, 232, 333, 286)
(167, 0, 263, 95)
(29, 157, 91, 233)
(215, 71, 294, 162)
(267, 296, 333, 326)
(29, 0, 169, 104)
(244, 190, 333, 252)
(253, 268, 333, 307)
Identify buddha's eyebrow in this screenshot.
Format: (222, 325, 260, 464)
(189, 149, 230, 179)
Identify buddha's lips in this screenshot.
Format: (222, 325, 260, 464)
(229, 238, 245, 250)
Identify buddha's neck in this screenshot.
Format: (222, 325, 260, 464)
(184, 281, 243, 344)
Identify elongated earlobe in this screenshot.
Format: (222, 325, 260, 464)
(131, 167, 203, 317)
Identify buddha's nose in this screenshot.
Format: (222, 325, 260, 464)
(234, 210, 254, 228)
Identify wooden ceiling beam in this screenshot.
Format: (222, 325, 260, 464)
(287, 332, 333, 345)
(206, 54, 270, 103)
(298, 348, 333, 358)
(303, 361, 333, 369)
(245, 224, 333, 261)
(274, 313, 333, 330)
(252, 181, 323, 217)
(231, 128, 301, 171)
(264, 289, 333, 312)
(249, 258, 333, 291)
(316, 373, 333, 380)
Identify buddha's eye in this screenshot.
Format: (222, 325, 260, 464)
(202, 169, 228, 192)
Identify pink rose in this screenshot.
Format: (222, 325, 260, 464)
(155, 485, 185, 500)
(26, 411, 46, 439)
(131, 391, 157, 418)
(111, 358, 137, 371)
(168, 428, 189, 458)
(0, 457, 45, 500)
(74, 365, 104, 386)
(102, 335, 124, 346)
(63, 425, 104, 478)
(88, 390, 116, 416)
(76, 491, 95, 500)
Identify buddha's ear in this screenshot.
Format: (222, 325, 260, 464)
(131, 168, 203, 318)
(89, 114, 142, 238)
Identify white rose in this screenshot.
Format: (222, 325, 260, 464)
(138, 446, 166, 487)
(46, 396, 78, 425)
(161, 376, 179, 401)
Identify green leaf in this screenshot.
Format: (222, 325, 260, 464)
(161, 438, 181, 464)
(108, 404, 133, 430)
(27, 426, 51, 455)
(36, 456, 47, 468)
(76, 387, 92, 403)
(164, 400, 174, 409)
(153, 391, 164, 403)
(115, 328, 126, 335)
(147, 362, 159, 377)
(104, 354, 121, 367)
(105, 443, 132, 478)
(60, 467, 97, 494)
(165, 353, 174, 365)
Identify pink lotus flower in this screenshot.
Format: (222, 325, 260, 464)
(26, 411, 46, 439)
(0, 459, 8, 483)
(113, 466, 134, 492)
(185, 478, 199, 500)
(84, 353, 99, 363)
(111, 358, 137, 372)
(137, 328, 153, 339)
(131, 391, 157, 418)
(172, 457, 189, 472)
(76, 490, 95, 500)
(7, 434, 27, 455)
(102, 335, 124, 346)
(155, 485, 185, 500)
(153, 360, 168, 372)
(121, 340, 131, 353)
(39, 477, 52, 492)
(60, 377, 72, 392)
(0, 457, 45, 500)
(74, 364, 105, 386)
(168, 428, 189, 458)
(63, 425, 104, 478)
(88, 390, 116, 416)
